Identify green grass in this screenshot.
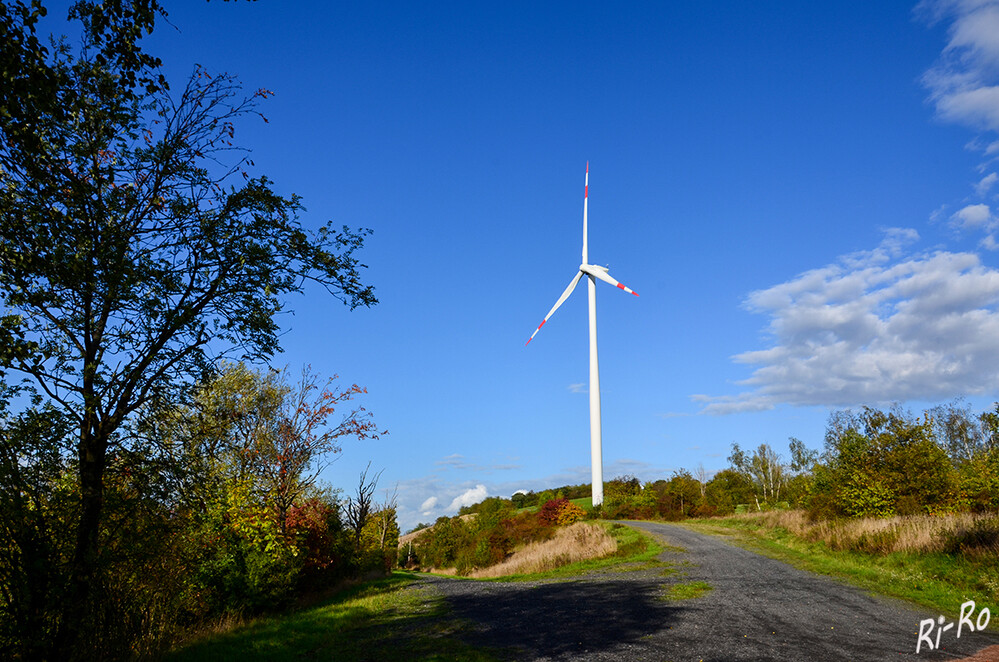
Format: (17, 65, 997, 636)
(660, 580, 713, 601)
(682, 518, 999, 623)
(166, 572, 503, 662)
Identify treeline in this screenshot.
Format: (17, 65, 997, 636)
(0, 363, 395, 659)
(462, 401, 999, 522)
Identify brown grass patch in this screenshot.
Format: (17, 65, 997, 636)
(468, 522, 617, 578)
(724, 510, 999, 556)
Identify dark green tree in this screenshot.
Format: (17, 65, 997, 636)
(661, 470, 703, 517)
(703, 469, 756, 514)
(0, 2, 376, 657)
(819, 407, 956, 517)
(0, 394, 74, 661)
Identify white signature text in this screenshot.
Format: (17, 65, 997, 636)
(916, 600, 991, 654)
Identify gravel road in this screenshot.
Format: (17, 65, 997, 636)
(413, 521, 999, 661)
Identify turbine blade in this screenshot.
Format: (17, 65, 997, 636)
(580, 263, 639, 296)
(526, 271, 584, 345)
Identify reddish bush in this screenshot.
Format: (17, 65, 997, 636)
(503, 510, 554, 543)
(690, 504, 717, 518)
(285, 498, 350, 584)
(538, 498, 570, 525)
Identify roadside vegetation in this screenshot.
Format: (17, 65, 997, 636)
(167, 573, 500, 662)
(468, 522, 616, 578)
(403, 496, 612, 576)
(168, 522, 669, 661)
(683, 511, 999, 619)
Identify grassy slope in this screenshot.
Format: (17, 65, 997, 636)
(167, 572, 499, 662)
(167, 522, 670, 661)
(681, 516, 999, 622)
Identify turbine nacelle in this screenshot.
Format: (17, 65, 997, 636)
(579, 263, 639, 296)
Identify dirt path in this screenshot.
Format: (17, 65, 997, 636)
(412, 521, 999, 661)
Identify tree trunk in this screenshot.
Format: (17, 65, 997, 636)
(55, 426, 107, 660)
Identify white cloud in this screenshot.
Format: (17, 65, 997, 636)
(951, 203, 995, 229)
(568, 382, 587, 394)
(921, 0, 999, 132)
(447, 484, 489, 511)
(698, 230, 999, 414)
(419, 496, 438, 514)
(976, 172, 999, 195)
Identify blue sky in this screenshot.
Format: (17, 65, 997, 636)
(43, 1, 999, 530)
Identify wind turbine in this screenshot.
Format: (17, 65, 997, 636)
(526, 163, 638, 507)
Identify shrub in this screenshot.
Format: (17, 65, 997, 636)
(538, 498, 571, 525)
(556, 502, 585, 526)
(690, 504, 717, 518)
(414, 516, 472, 569)
(504, 510, 555, 544)
(286, 498, 353, 586)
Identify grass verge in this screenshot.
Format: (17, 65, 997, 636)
(166, 572, 500, 662)
(479, 520, 670, 581)
(682, 516, 999, 623)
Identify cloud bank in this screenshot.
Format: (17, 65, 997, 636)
(697, 230, 999, 414)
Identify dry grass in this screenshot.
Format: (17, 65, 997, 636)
(468, 523, 617, 578)
(726, 510, 999, 556)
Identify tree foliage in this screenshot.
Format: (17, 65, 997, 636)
(0, 2, 379, 657)
(814, 407, 959, 518)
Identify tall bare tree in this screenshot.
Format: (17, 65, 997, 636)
(345, 462, 383, 546)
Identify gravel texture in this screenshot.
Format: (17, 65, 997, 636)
(410, 521, 999, 661)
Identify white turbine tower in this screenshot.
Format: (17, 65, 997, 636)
(526, 163, 638, 507)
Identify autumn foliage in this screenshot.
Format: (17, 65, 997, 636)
(538, 498, 585, 526)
